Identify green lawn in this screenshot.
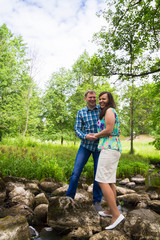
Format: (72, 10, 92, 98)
(0, 135, 159, 182)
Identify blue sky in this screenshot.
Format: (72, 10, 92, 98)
(0, 0, 106, 88)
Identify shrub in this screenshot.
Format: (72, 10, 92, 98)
(152, 137, 160, 150)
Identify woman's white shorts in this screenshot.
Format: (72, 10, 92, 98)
(95, 149, 121, 183)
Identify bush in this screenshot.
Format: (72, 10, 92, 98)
(152, 137, 160, 150)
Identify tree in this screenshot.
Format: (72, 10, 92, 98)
(119, 82, 156, 136)
(43, 68, 73, 144)
(150, 74, 160, 135)
(91, 0, 160, 153)
(0, 24, 42, 138)
(0, 24, 28, 138)
(68, 51, 117, 143)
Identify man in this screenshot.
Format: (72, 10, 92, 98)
(66, 90, 102, 211)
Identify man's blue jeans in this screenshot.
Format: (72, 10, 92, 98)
(66, 145, 102, 203)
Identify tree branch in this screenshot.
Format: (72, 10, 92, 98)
(114, 0, 142, 33)
(94, 68, 160, 78)
(112, 68, 160, 77)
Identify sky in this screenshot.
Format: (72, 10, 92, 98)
(0, 0, 107, 89)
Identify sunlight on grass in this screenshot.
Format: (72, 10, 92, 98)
(0, 135, 159, 182)
(121, 140, 160, 159)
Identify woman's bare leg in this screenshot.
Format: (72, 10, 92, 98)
(99, 182, 120, 224)
(103, 183, 117, 215)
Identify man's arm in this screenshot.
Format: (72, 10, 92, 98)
(74, 111, 86, 140)
(74, 111, 97, 141)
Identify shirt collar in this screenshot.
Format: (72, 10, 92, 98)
(86, 105, 99, 111)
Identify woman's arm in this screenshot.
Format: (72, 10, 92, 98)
(94, 108, 115, 138)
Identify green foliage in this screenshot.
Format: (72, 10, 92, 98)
(117, 154, 150, 178)
(119, 82, 156, 136)
(92, 0, 160, 154)
(152, 137, 160, 150)
(93, 0, 160, 77)
(42, 68, 75, 142)
(0, 137, 159, 182)
(150, 75, 160, 136)
(0, 24, 42, 139)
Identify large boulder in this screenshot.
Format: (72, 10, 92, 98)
(147, 200, 160, 214)
(89, 229, 129, 240)
(123, 209, 160, 240)
(0, 215, 30, 240)
(34, 204, 48, 224)
(9, 187, 35, 208)
(0, 204, 34, 224)
(47, 196, 101, 233)
(117, 193, 141, 206)
(35, 192, 49, 206)
(0, 177, 6, 205)
(39, 179, 62, 193)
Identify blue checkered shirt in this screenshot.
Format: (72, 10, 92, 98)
(74, 105, 100, 151)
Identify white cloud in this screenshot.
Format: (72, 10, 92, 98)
(0, 0, 107, 88)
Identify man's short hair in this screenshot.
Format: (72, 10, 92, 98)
(85, 90, 96, 97)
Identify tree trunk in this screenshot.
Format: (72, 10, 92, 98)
(130, 78, 134, 154)
(61, 135, 63, 145)
(23, 77, 31, 137)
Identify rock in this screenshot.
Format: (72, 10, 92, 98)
(131, 175, 145, 184)
(0, 204, 34, 224)
(147, 191, 159, 200)
(0, 190, 6, 205)
(82, 183, 89, 191)
(123, 209, 160, 239)
(136, 202, 148, 209)
(119, 178, 130, 185)
(3, 176, 28, 184)
(39, 181, 60, 193)
(0, 173, 160, 240)
(34, 204, 48, 224)
(138, 191, 151, 202)
(0, 178, 6, 205)
(9, 187, 35, 208)
(88, 184, 93, 193)
(35, 193, 49, 206)
(47, 196, 100, 233)
(117, 193, 141, 206)
(5, 181, 25, 193)
(126, 182, 136, 189)
(51, 184, 69, 196)
(75, 189, 91, 202)
(62, 226, 102, 240)
(89, 229, 129, 240)
(147, 200, 160, 214)
(116, 186, 135, 196)
(0, 215, 30, 240)
(25, 182, 40, 195)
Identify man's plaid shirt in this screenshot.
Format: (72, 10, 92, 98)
(74, 105, 100, 151)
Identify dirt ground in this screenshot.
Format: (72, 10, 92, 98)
(133, 134, 154, 142)
(120, 134, 154, 142)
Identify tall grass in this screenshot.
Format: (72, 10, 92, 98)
(0, 136, 159, 183)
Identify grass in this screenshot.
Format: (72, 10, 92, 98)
(0, 135, 159, 183)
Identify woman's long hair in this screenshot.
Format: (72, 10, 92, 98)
(99, 91, 116, 119)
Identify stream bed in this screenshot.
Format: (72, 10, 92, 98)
(32, 170, 160, 240)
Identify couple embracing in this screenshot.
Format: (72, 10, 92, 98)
(66, 90, 124, 230)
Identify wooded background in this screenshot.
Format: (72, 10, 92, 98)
(0, 0, 160, 153)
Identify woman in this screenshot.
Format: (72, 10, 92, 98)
(93, 91, 124, 230)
